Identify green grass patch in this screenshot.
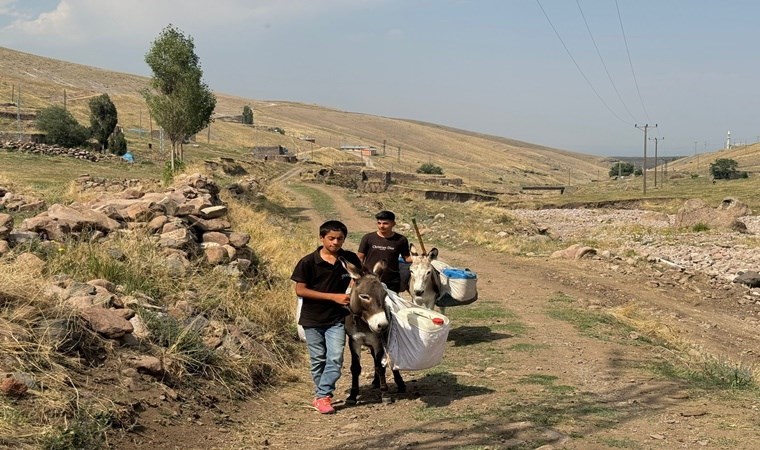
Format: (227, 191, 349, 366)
(288, 183, 338, 219)
(446, 302, 518, 322)
(548, 292, 575, 303)
(598, 437, 642, 449)
(647, 358, 756, 390)
(508, 343, 549, 353)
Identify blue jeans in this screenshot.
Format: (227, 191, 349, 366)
(303, 322, 346, 398)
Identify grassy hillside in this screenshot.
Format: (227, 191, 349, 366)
(1, 46, 611, 190)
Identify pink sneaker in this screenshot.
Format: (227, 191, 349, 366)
(312, 397, 335, 414)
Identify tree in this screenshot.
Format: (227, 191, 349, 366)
(88, 93, 118, 151)
(36, 106, 90, 148)
(417, 163, 444, 175)
(710, 158, 747, 180)
(242, 105, 253, 125)
(108, 126, 128, 156)
(143, 24, 216, 171)
(609, 161, 634, 177)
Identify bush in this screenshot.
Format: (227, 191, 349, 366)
(633, 167, 643, 176)
(710, 158, 747, 180)
(163, 159, 186, 185)
(36, 106, 90, 148)
(417, 163, 443, 175)
(242, 105, 253, 125)
(88, 94, 118, 151)
(609, 162, 634, 177)
(108, 127, 128, 156)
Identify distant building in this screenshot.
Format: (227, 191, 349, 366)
(340, 145, 378, 157)
(251, 145, 296, 162)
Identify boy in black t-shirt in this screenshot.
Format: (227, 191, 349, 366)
(291, 220, 361, 414)
(357, 210, 412, 293)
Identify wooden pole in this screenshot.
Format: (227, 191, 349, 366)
(411, 218, 427, 255)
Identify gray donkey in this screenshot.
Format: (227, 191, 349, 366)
(340, 257, 406, 404)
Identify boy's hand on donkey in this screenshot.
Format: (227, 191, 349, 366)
(333, 293, 350, 305)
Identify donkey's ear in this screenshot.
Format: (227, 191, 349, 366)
(371, 260, 386, 278)
(339, 257, 362, 279)
(428, 248, 439, 260)
(409, 243, 419, 257)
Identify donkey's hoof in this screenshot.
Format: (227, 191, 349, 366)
(345, 397, 357, 406)
(396, 385, 407, 394)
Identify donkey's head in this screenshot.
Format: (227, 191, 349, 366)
(340, 257, 389, 333)
(409, 243, 439, 302)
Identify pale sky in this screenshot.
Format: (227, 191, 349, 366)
(1, 0, 758, 157)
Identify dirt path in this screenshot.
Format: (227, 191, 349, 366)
(207, 182, 759, 449)
(118, 181, 760, 449)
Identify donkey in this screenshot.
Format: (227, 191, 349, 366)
(408, 243, 445, 314)
(340, 257, 405, 405)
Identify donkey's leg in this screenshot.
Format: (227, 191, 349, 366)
(391, 369, 406, 394)
(370, 346, 381, 389)
(371, 345, 393, 404)
(346, 338, 362, 405)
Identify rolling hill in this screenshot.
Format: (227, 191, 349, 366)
(7, 45, 756, 190)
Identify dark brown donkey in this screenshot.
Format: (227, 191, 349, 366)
(340, 257, 406, 404)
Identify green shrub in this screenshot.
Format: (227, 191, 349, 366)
(710, 158, 748, 180)
(108, 127, 128, 156)
(163, 159, 186, 185)
(609, 162, 634, 177)
(88, 93, 118, 151)
(242, 105, 253, 125)
(691, 223, 710, 232)
(36, 106, 90, 148)
(417, 163, 443, 175)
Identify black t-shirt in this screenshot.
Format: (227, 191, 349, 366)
(291, 247, 362, 327)
(357, 232, 410, 286)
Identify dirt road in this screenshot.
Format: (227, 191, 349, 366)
(206, 181, 758, 450)
(119, 181, 760, 449)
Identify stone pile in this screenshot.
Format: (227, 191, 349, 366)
(2, 173, 255, 278)
(1, 173, 264, 396)
(1, 140, 115, 162)
(0, 185, 45, 212)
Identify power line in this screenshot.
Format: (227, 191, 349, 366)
(616, 0, 652, 126)
(535, 0, 629, 125)
(575, 0, 638, 123)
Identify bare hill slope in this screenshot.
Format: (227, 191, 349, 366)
(1, 46, 609, 187)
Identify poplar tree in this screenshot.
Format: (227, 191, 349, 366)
(142, 24, 216, 171)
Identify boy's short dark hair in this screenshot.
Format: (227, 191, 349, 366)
(375, 210, 396, 221)
(319, 220, 348, 237)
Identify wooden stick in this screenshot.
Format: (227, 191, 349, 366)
(411, 218, 427, 255)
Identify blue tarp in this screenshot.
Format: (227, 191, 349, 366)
(122, 152, 134, 163)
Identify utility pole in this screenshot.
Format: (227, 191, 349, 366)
(635, 123, 657, 194)
(397, 146, 401, 163)
(63, 89, 67, 110)
(648, 136, 664, 187)
(16, 85, 22, 140)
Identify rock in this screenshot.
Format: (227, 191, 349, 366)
(80, 306, 134, 339)
(200, 205, 227, 219)
(734, 271, 760, 288)
(129, 355, 163, 375)
(202, 231, 229, 246)
(204, 246, 229, 265)
(0, 374, 28, 397)
(129, 315, 150, 339)
(0, 240, 10, 255)
(550, 244, 597, 260)
(228, 231, 250, 248)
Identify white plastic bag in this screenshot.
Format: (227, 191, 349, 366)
(295, 296, 306, 342)
(385, 290, 450, 371)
